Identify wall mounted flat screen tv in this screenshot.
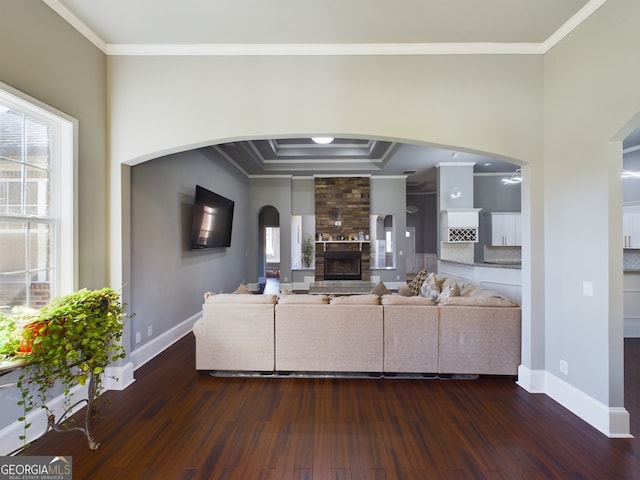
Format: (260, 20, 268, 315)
(190, 185, 235, 249)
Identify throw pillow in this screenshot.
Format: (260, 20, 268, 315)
(420, 272, 441, 301)
(397, 284, 413, 297)
(233, 283, 251, 294)
(407, 269, 429, 296)
(438, 279, 461, 300)
(370, 281, 392, 296)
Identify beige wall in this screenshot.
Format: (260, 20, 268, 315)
(0, 0, 108, 290)
(108, 55, 543, 166)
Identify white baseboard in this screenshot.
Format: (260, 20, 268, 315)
(104, 362, 135, 391)
(517, 365, 632, 438)
(129, 312, 200, 370)
(624, 317, 640, 337)
(0, 383, 88, 456)
(516, 364, 546, 393)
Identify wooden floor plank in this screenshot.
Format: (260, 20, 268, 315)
(16, 335, 640, 479)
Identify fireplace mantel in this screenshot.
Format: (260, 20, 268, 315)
(316, 240, 370, 251)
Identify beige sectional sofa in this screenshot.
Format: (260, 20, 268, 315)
(192, 275, 522, 377)
(275, 294, 383, 372)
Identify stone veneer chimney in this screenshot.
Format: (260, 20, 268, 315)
(314, 177, 371, 281)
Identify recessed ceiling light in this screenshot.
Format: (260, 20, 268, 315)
(311, 137, 334, 144)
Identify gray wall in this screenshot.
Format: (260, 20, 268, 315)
(249, 177, 293, 283)
(130, 148, 249, 352)
(0, 0, 108, 435)
(370, 176, 406, 282)
(406, 193, 438, 254)
(474, 174, 522, 260)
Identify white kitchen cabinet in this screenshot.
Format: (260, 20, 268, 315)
(440, 208, 482, 243)
(489, 212, 521, 247)
(623, 206, 640, 249)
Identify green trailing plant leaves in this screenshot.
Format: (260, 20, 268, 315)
(3, 287, 131, 448)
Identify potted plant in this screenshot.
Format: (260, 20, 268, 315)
(303, 234, 315, 268)
(9, 287, 128, 450)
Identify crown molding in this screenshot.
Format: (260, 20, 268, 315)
(541, 0, 608, 52)
(42, 0, 107, 52)
(105, 43, 546, 56)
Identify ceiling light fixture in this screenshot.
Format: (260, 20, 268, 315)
(622, 169, 640, 178)
(406, 205, 419, 214)
(311, 137, 334, 145)
(502, 168, 522, 184)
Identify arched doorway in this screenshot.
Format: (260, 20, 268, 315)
(258, 205, 280, 294)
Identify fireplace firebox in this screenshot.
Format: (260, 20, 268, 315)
(324, 250, 362, 280)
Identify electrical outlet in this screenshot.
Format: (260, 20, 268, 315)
(560, 359, 569, 375)
(135, 332, 141, 344)
(147, 326, 153, 337)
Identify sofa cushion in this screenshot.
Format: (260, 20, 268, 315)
(205, 293, 278, 304)
(381, 294, 435, 305)
(329, 294, 381, 305)
(438, 289, 519, 307)
(370, 281, 392, 296)
(277, 294, 330, 304)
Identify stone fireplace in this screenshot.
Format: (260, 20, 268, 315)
(314, 177, 370, 281)
(324, 250, 362, 280)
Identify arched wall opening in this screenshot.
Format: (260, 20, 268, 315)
(258, 205, 281, 287)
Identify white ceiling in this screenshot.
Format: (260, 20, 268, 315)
(44, 0, 618, 193)
(47, 0, 598, 53)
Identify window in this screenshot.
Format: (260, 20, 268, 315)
(0, 84, 75, 310)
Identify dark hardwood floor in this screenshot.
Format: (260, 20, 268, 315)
(20, 336, 640, 479)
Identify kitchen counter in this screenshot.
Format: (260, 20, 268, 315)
(437, 259, 522, 304)
(439, 259, 521, 270)
(478, 261, 521, 269)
